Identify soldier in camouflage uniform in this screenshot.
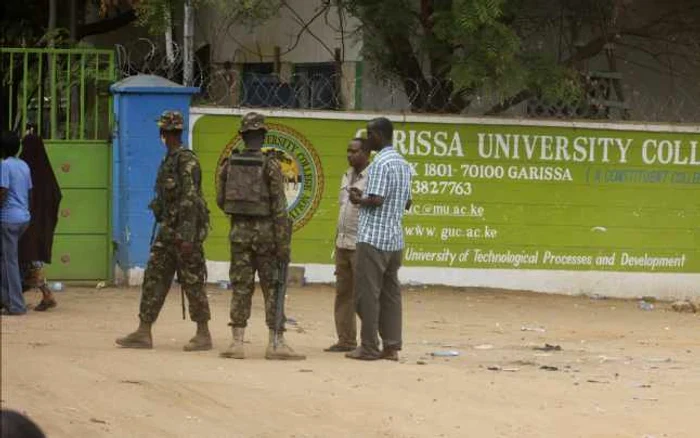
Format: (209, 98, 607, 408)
(116, 110, 213, 351)
(217, 112, 305, 360)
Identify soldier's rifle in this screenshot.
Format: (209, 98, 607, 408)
(273, 217, 293, 349)
(273, 261, 288, 349)
(149, 221, 158, 247)
(150, 219, 185, 319)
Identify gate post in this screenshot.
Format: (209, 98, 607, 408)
(110, 75, 199, 286)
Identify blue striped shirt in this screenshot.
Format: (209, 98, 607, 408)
(357, 146, 413, 251)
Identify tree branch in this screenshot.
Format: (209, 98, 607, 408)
(483, 1, 700, 115)
(484, 24, 636, 115)
(484, 89, 533, 116)
(484, 31, 615, 115)
(77, 8, 136, 40)
(281, 0, 334, 57)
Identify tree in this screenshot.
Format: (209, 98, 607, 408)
(5, 0, 698, 119)
(1, 1, 109, 129)
(1, 0, 287, 128)
(124, 0, 281, 85)
(338, 0, 700, 115)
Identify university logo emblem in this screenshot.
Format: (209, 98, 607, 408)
(217, 122, 324, 231)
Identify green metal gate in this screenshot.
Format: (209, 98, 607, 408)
(1, 48, 115, 281)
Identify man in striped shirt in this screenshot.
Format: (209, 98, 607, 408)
(347, 117, 413, 361)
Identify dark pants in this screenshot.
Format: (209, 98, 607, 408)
(228, 240, 285, 330)
(334, 247, 357, 347)
(138, 239, 211, 323)
(1, 222, 29, 314)
(354, 242, 403, 356)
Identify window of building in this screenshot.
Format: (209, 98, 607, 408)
(293, 63, 339, 110)
(241, 63, 294, 108)
(240, 62, 339, 110)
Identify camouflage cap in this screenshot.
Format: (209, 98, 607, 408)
(238, 112, 268, 133)
(156, 110, 184, 131)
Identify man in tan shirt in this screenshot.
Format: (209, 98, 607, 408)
(325, 138, 370, 352)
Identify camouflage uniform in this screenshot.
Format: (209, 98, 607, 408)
(217, 112, 303, 360)
(116, 110, 212, 351)
(217, 115, 289, 329)
(140, 155, 211, 323)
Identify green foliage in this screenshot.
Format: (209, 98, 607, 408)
(439, 0, 520, 90)
(342, 0, 592, 110)
(132, 0, 281, 34)
(133, 0, 174, 34)
(0, 0, 47, 46)
(437, 0, 588, 105)
(525, 55, 583, 105)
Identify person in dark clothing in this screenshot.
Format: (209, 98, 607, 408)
(0, 409, 47, 438)
(18, 129, 62, 311)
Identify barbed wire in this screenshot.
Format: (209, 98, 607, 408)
(115, 39, 700, 123)
(623, 92, 700, 125)
(115, 39, 207, 88)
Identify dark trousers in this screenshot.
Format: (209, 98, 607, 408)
(354, 242, 403, 355)
(228, 240, 285, 330)
(1, 222, 29, 314)
(334, 247, 357, 347)
(138, 239, 211, 323)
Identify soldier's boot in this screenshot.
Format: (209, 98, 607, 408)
(265, 330, 306, 361)
(115, 321, 153, 349)
(183, 322, 213, 352)
(220, 327, 246, 359)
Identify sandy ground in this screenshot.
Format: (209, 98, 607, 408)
(2, 284, 699, 438)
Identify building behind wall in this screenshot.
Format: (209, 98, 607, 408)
(195, 0, 363, 111)
(78, 0, 699, 123)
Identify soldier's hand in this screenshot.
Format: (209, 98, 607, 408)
(178, 240, 194, 256)
(149, 200, 163, 221)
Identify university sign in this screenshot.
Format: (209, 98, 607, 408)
(192, 109, 699, 297)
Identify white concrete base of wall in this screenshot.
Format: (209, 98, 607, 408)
(114, 266, 146, 287)
(202, 261, 699, 301)
(115, 262, 698, 300)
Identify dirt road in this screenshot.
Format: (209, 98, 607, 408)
(2, 285, 698, 438)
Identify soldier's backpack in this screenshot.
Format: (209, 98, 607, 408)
(222, 150, 272, 217)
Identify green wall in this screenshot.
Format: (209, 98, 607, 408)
(193, 114, 699, 274)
